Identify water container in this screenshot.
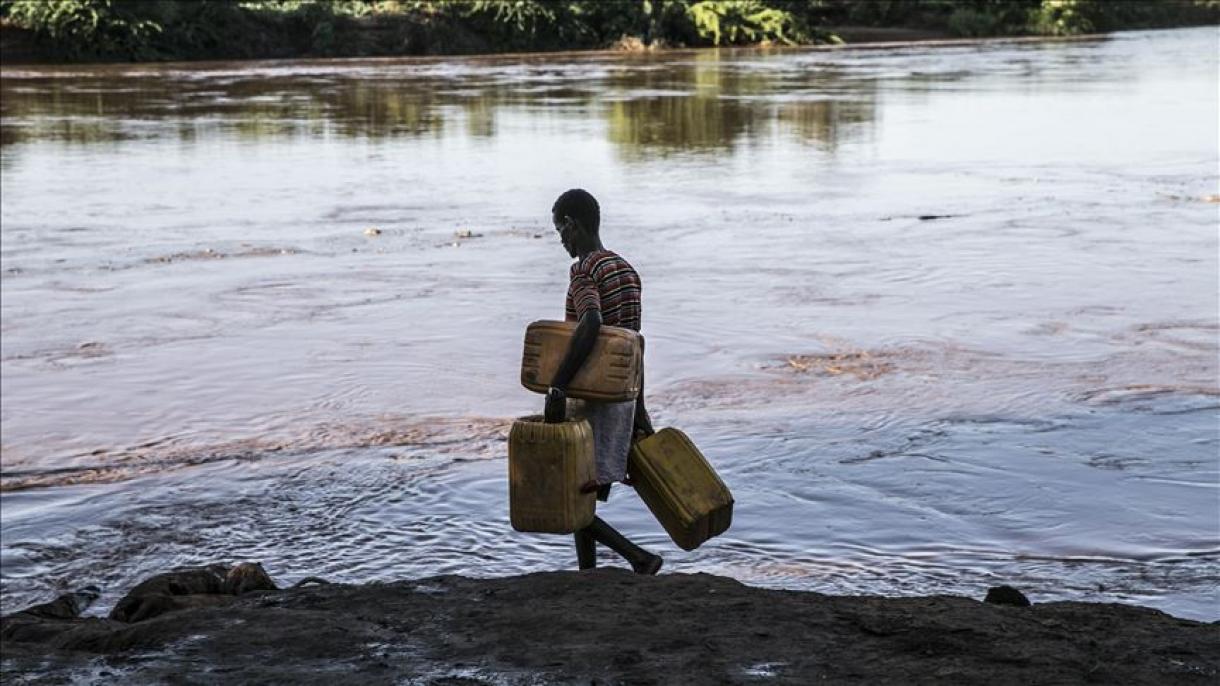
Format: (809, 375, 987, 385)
(520, 320, 642, 402)
(508, 415, 596, 534)
(629, 427, 734, 551)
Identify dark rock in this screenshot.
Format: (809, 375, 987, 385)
(985, 585, 1032, 607)
(4, 569, 1216, 684)
(224, 562, 278, 595)
(17, 585, 101, 620)
(109, 562, 278, 623)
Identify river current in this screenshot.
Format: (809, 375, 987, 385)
(1, 28, 1217, 620)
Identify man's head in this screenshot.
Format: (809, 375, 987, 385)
(552, 188, 600, 258)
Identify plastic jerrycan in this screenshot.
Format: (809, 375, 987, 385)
(508, 415, 596, 534)
(629, 428, 734, 551)
(520, 320, 642, 402)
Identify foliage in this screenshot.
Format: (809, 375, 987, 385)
(796, 0, 1218, 37)
(946, 1, 1037, 37)
(456, 1, 575, 50)
(1027, 0, 1220, 36)
(1, 0, 162, 59)
(465, 1, 557, 33)
(1027, 0, 1094, 35)
(2, 0, 1217, 62)
(686, 0, 801, 45)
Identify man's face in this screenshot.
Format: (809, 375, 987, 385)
(553, 211, 578, 258)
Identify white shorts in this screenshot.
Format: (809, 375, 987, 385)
(568, 398, 636, 485)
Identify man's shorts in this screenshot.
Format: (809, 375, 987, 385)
(567, 398, 636, 485)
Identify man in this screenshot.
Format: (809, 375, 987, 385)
(546, 188, 662, 575)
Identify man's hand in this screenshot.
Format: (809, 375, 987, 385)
(544, 387, 567, 424)
(632, 407, 655, 441)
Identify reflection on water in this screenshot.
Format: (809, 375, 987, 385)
(1, 28, 1217, 621)
(0, 49, 878, 154)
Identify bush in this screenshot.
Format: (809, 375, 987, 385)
(685, 0, 802, 45)
(1027, 0, 1095, 35)
(1, 0, 163, 59)
(2, 0, 1217, 62)
(1029, 0, 1220, 35)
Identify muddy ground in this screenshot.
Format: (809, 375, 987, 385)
(2, 569, 1216, 684)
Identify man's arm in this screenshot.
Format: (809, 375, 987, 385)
(544, 309, 601, 423)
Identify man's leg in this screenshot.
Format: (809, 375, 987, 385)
(585, 516, 662, 575)
(575, 529, 597, 570)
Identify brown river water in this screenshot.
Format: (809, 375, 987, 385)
(1, 28, 1217, 620)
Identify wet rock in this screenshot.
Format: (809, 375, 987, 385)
(224, 562, 279, 595)
(16, 586, 101, 620)
(3, 568, 1216, 684)
(985, 585, 1032, 607)
(109, 562, 278, 623)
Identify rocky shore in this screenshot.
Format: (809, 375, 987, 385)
(3, 568, 1217, 684)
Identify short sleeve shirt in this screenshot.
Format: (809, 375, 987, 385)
(564, 250, 642, 331)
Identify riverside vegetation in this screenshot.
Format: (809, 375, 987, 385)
(1, 0, 1218, 62)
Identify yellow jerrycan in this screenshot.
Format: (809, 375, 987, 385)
(508, 415, 596, 534)
(628, 428, 734, 551)
(520, 320, 642, 402)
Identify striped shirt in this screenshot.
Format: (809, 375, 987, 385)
(565, 249, 641, 331)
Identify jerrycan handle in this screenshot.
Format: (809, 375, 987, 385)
(543, 387, 567, 424)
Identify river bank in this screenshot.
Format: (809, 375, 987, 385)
(0, 21, 1131, 72)
(0, 21, 957, 65)
(1, 0, 1217, 65)
(3, 568, 1217, 684)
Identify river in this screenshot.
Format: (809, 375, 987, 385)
(1, 28, 1217, 620)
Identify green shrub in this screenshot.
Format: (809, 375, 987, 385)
(459, 0, 565, 49)
(1027, 0, 1094, 35)
(3, 0, 1217, 62)
(1, 0, 163, 59)
(685, 0, 801, 45)
(1028, 0, 1220, 35)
